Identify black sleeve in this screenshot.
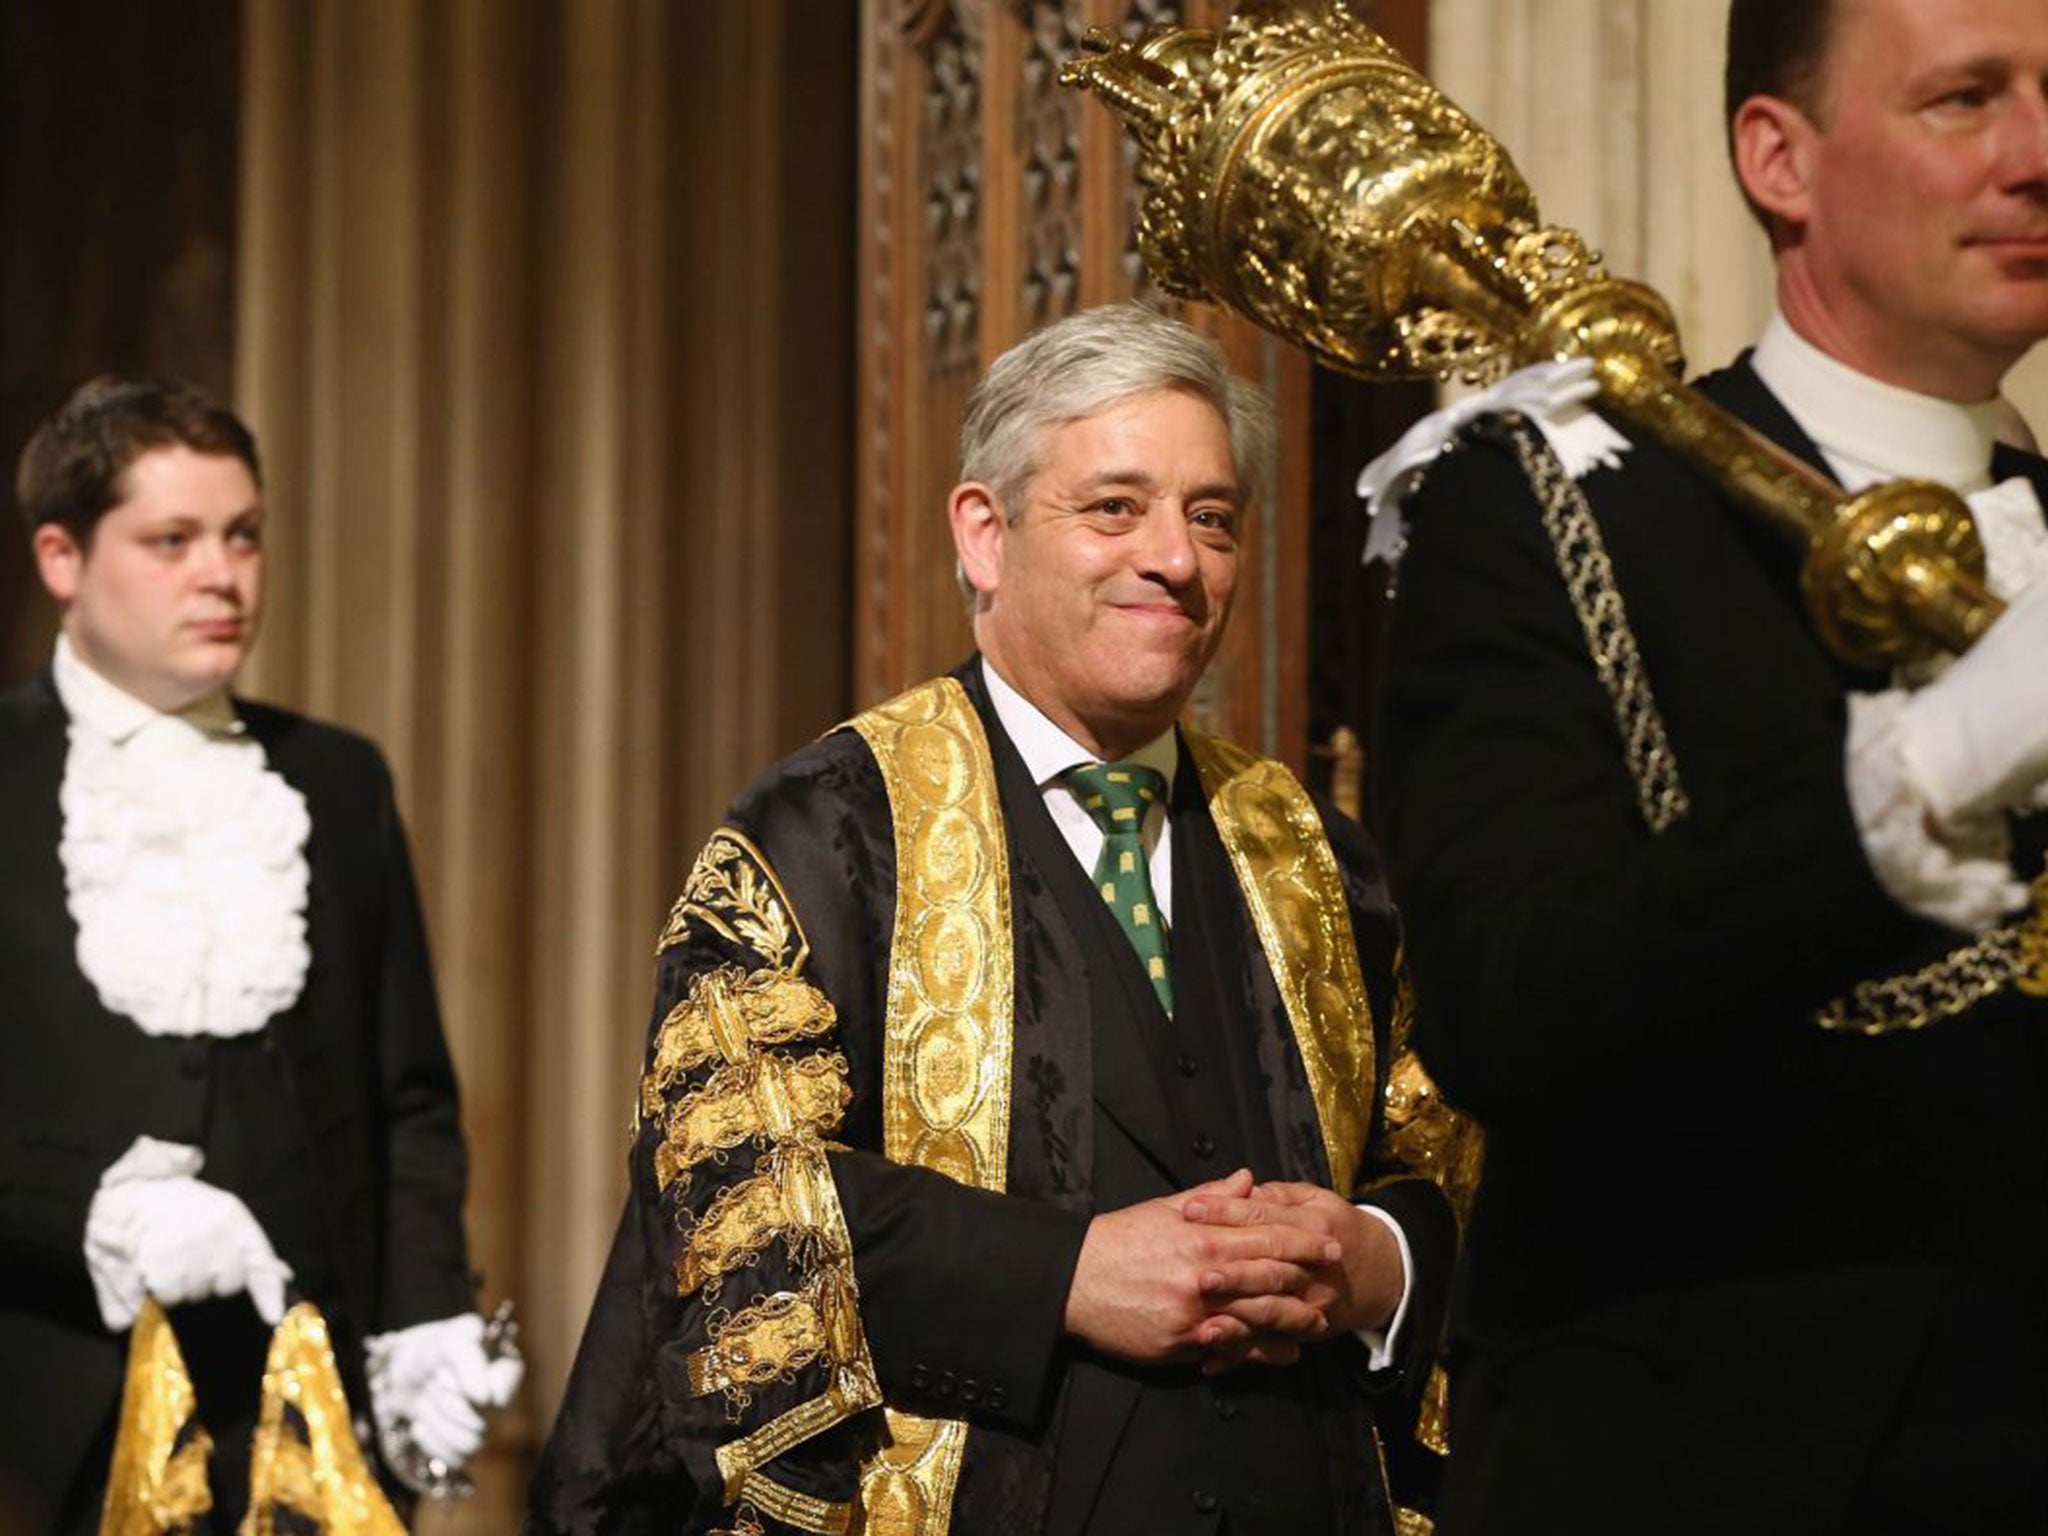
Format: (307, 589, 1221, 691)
(366, 747, 475, 1329)
(1320, 798, 1466, 1429)
(1376, 434, 1916, 1124)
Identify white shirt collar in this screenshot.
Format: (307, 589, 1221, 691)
(979, 655, 1179, 792)
(1750, 310, 2035, 493)
(52, 634, 242, 745)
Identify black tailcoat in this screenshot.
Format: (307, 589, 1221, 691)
(1379, 361, 2048, 1535)
(0, 671, 473, 1532)
(528, 661, 1456, 1536)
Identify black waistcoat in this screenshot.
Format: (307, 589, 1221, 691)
(990, 739, 1344, 1536)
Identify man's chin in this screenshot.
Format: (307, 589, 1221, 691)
(175, 645, 249, 695)
(1106, 660, 1206, 721)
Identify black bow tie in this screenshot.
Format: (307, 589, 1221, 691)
(1990, 439, 2048, 499)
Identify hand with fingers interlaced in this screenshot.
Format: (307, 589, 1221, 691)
(1061, 1168, 1399, 1374)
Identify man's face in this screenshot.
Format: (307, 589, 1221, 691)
(34, 445, 265, 711)
(957, 386, 1243, 758)
(1794, 0, 2048, 392)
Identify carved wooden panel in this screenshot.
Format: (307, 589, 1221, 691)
(858, 0, 1329, 766)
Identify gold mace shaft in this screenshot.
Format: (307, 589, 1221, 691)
(1061, 3, 2002, 670)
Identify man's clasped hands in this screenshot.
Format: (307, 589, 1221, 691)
(1062, 1168, 1405, 1374)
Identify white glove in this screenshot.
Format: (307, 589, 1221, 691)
(366, 1312, 523, 1479)
(84, 1136, 293, 1331)
(1898, 584, 2048, 826)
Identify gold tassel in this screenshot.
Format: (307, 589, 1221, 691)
(242, 1302, 408, 1536)
(96, 1299, 407, 1536)
(99, 1299, 214, 1536)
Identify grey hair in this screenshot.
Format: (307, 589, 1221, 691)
(958, 302, 1276, 520)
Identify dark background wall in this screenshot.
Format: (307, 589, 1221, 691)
(1, 0, 240, 682)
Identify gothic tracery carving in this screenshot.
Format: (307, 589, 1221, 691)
(922, 10, 984, 378)
(1020, 2, 1086, 328)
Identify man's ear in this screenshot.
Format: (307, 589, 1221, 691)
(948, 480, 1006, 600)
(1732, 94, 1818, 237)
(31, 523, 83, 605)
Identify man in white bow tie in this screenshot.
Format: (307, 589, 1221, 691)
(0, 376, 518, 1531)
(1376, 0, 2048, 1532)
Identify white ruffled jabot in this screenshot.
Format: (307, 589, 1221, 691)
(55, 653, 312, 1039)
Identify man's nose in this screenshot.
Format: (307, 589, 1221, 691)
(1134, 503, 1199, 584)
(194, 536, 239, 590)
(1997, 86, 2048, 189)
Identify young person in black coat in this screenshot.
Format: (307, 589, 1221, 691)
(0, 376, 518, 1532)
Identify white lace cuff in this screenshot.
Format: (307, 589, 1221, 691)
(1846, 690, 2028, 932)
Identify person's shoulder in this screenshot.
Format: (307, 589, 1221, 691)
(0, 671, 61, 738)
(238, 695, 381, 758)
(725, 720, 889, 841)
(236, 696, 395, 793)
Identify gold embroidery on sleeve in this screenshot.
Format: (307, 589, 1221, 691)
(656, 1053, 854, 1194)
(679, 1174, 803, 1295)
(689, 1225, 876, 1422)
(688, 1292, 831, 1408)
(643, 824, 883, 1509)
(645, 968, 839, 1120)
(1376, 966, 1485, 1227)
(659, 828, 809, 969)
(714, 1376, 878, 1503)
(736, 1471, 856, 1535)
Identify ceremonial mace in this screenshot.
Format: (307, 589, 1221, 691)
(1060, 0, 2004, 671)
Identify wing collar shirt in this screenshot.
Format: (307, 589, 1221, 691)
(1752, 311, 2048, 930)
(977, 656, 1413, 1365)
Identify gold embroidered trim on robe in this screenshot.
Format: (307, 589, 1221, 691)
(98, 1299, 213, 1536)
(715, 1374, 877, 1502)
(1186, 729, 1377, 1195)
(101, 1301, 403, 1536)
(848, 676, 1015, 1536)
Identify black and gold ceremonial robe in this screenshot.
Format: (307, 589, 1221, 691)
(527, 661, 1474, 1536)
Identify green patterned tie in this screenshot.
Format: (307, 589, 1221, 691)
(1063, 761, 1173, 1015)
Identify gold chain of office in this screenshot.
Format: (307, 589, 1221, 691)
(1495, 413, 2048, 1034)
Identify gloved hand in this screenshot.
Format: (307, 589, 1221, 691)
(84, 1136, 293, 1331)
(1899, 584, 2048, 826)
(367, 1312, 523, 1483)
